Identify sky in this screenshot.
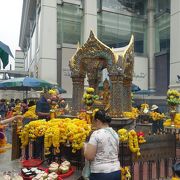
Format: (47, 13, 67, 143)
(0, 0, 23, 70)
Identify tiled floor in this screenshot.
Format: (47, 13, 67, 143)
(0, 149, 21, 172)
(0, 147, 178, 179)
(0, 149, 81, 179)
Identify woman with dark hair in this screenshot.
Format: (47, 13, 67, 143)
(84, 110, 121, 180)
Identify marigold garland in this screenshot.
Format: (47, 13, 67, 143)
(13, 103, 22, 116)
(128, 130, 141, 157)
(150, 111, 165, 121)
(118, 128, 144, 157)
(141, 103, 149, 111)
(118, 128, 128, 142)
(163, 113, 180, 128)
(23, 105, 38, 119)
(123, 107, 139, 120)
(121, 166, 131, 180)
(172, 177, 180, 180)
(19, 118, 91, 154)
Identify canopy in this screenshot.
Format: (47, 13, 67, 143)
(134, 89, 156, 95)
(98, 81, 141, 92)
(0, 41, 14, 69)
(0, 77, 53, 91)
(56, 87, 67, 94)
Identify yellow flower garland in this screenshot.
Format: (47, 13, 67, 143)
(123, 107, 139, 120)
(121, 166, 131, 180)
(150, 111, 165, 121)
(13, 103, 22, 116)
(23, 105, 38, 119)
(19, 118, 91, 154)
(172, 177, 180, 180)
(118, 128, 128, 142)
(128, 130, 141, 156)
(118, 128, 143, 157)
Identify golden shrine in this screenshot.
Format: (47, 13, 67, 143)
(69, 31, 134, 118)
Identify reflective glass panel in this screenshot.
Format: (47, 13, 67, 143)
(57, 3, 82, 45)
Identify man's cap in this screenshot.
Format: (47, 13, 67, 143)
(151, 104, 158, 111)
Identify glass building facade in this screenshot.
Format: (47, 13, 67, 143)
(155, 0, 170, 53)
(57, 3, 83, 45)
(97, 0, 147, 54)
(57, 0, 170, 54)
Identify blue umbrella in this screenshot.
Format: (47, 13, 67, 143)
(134, 89, 155, 95)
(0, 77, 53, 90)
(0, 41, 14, 69)
(131, 83, 141, 92)
(56, 87, 67, 94)
(98, 81, 141, 92)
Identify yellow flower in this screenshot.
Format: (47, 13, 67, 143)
(19, 118, 91, 154)
(23, 105, 38, 119)
(128, 130, 141, 156)
(150, 112, 165, 121)
(121, 166, 131, 180)
(123, 107, 139, 120)
(48, 89, 57, 95)
(118, 128, 128, 142)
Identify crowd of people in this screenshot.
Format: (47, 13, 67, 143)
(0, 89, 69, 144)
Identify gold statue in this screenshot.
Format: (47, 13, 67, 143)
(100, 78, 111, 110)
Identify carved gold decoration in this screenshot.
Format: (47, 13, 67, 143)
(69, 31, 134, 117)
(69, 31, 117, 77)
(122, 35, 134, 80)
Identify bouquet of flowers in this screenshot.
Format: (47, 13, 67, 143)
(123, 107, 139, 120)
(150, 111, 165, 121)
(167, 89, 180, 106)
(23, 105, 38, 119)
(83, 87, 99, 110)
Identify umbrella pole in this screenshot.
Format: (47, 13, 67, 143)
(26, 89, 28, 99)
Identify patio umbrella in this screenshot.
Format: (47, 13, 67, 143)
(0, 41, 14, 69)
(131, 83, 141, 92)
(0, 77, 53, 91)
(98, 81, 141, 92)
(56, 87, 67, 94)
(134, 89, 155, 95)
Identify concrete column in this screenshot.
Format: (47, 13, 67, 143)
(38, 0, 57, 83)
(83, 0, 97, 43)
(170, 0, 180, 90)
(147, 0, 155, 90)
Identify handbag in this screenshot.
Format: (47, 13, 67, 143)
(82, 159, 90, 180)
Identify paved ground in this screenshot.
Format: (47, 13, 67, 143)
(0, 142, 178, 179)
(0, 149, 81, 179)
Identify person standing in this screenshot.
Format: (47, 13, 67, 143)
(0, 99, 7, 119)
(34, 90, 51, 159)
(36, 90, 51, 120)
(8, 98, 15, 111)
(151, 105, 164, 134)
(84, 110, 121, 180)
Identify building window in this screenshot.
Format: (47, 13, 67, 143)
(97, 10, 146, 53)
(57, 3, 82, 45)
(100, 0, 147, 16)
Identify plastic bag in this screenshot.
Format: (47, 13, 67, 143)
(82, 159, 90, 180)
